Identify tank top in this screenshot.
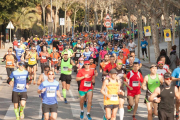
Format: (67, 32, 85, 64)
(104, 79, 119, 105)
(147, 74, 160, 93)
(61, 58, 72, 75)
(28, 52, 37, 65)
(158, 85, 175, 113)
(6, 54, 15, 68)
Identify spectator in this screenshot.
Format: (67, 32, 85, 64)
(169, 45, 179, 71)
(156, 49, 171, 65)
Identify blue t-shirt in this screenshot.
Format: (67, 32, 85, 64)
(23, 42, 28, 46)
(38, 80, 59, 105)
(10, 69, 29, 92)
(83, 51, 92, 60)
(172, 68, 180, 86)
(98, 41, 105, 50)
(36, 45, 41, 56)
(104, 32, 107, 35)
(112, 50, 119, 56)
(141, 41, 148, 49)
(108, 50, 113, 55)
(15, 48, 24, 61)
(47, 40, 52, 45)
(96, 46, 100, 57)
(126, 58, 141, 65)
(114, 34, 119, 41)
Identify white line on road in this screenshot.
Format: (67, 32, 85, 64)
(4, 104, 16, 119)
(39, 103, 42, 119)
(69, 90, 75, 101)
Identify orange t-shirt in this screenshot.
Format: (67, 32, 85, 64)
(118, 56, 127, 64)
(50, 52, 60, 64)
(100, 61, 110, 70)
(121, 48, 130, 57)
(90, 64, 96, 70)
(39, 52, 50, 63)
(5, 54, 15, 68)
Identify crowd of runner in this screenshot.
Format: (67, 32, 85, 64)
(3, 29, 180, 120)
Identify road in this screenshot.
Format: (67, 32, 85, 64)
(0, 63, 160, 120)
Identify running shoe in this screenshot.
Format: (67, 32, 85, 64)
(20, 111, 24, 119)
(146, 56, 148, 58)
(84, 101, 87, 108)
(175, 111, 179, 120)
(86, 114, 92, 120)
(80, 111, 84, 119)
(64, 98, 68, 104)
(103, 115, 107, 120)
(142, 58, 145, 61)
(132, 115, 137, 120)
(42, 114, 44, 120)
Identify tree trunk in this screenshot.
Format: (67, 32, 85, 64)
(43, 7, 46, 35)
(128, 11, 131, 29)
(151, 14, 160, 60)
(94, 7, 97, 31)
(74, 10, 77, 33)
(55, 2, 58, 34)
(64, 9, 67, 35)
(100, 9, 104, 32)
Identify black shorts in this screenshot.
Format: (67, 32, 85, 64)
(142, 48, 147, 55)
(104, 104, 119, 110)
(158, 110, 174, 120)
(94, 57, 99, 63)
(28, 64, 37, 68)
(118, 94, 125, 99)
(42, 103, 58, 113)
(60, 74, 71, 84)
(12, 91, 28, 103)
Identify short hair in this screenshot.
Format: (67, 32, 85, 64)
(160, 56, 165, 60)
(130, 51, 135, 55)
(110, 55, 115, 58)
(44, 65, 50, 70)
(104, 54, 109, 58)
(133, 62, 139, 65)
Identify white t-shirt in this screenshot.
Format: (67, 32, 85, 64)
(128, 42, 136, 51)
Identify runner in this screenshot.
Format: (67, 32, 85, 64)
(101, 69, 121, 120)
(128, 39, 136, 52)
(37, 70, 63, 120)
(21, 48, 30, 70)
(141, 38, 148, 61)
(7, 62, 29, 120)
(76, 60, 95, 120)
(103, 55, 116, 76)
(149, 73, 180, 120)
(100, 46, 108, 62)
(15, 43, 24, 62)
(124, 62, 143, 120)
(39, 46, 50, 73)
(100, 54, 110, 82)
(2, 48, 17, 78)
(82, 46, 92, 61)
(141, 64, 163, 120)
(26, 45, 39, 85)
(49, 47, 60, 73)
(157, 61, 167, 77)
(117, 50, 127, 64)
(115, 60, 126, 120)
(121, 43, 130, 57)
(59, 52, 75, 104)
(112, 45, 119, 59)
(159, 56, 171, 73)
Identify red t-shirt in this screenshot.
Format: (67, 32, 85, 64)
(13, 41, 18, 47)
(103, 63, 116, 72)
(126, 70, 143, 91)
(58, 45, 63, 53)
(77, 68, 95, 91)
(39, 52, 49, 63)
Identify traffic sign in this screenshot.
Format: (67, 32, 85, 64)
(60, 18, 65, 25)
(6, 21, 14, 29)
(104, 20, 111, 28)
(104, 14, 111, 21)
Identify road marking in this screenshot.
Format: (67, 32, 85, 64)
(39, 103, 42, 119)
(69, 90, 75, 101)
(4, 104, 16, 119)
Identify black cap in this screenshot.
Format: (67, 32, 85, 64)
(89, 57, 93, 60)
(164, 73, 171, 79)
(109, 69, 117, 74)
(18, 61, 25, 66)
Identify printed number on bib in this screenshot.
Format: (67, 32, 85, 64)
(7, 61, 12, 65)
(47, 90, 55, 97)
(52, 58, 57, 61)
(132, 81, 139, 87)
(18, 53, 21, 56)
(84, 81, 91, 87)
(42, 56, 46, 59)
(25, 59, 28, 63)
(30, 58, 35, 61)
(63, 67, 68, 71)
(142, 44, 146, 47)
(110, 95, 118, 101)
(17, 84, 25, 90)
(76, 53, 81, 58)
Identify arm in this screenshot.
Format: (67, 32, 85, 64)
(123, 81, 133, 90)
(70, 59, 75, 66)
(172, 77, 180, 81)
(76, 76, 85, 81)
(100, 80, 111, 98)
(175, 86, 180, 100)
(141, 75, 148, 90)
(149, 87, 161, 103)
(92, 75, 95, 83)
(56, 90, 63, 101)
(37, 74, 43, 86)
(159, 75, 164, 84)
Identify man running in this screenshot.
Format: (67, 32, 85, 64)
(100, 54, 109, 82)
(15, 43, 24, 62)
(76, 60, 95, 120)
(149, 73, 180, 120)
(59, 52, 75, 104)
(124, 62, 143, 120)
(39, 46, 50, 73)
(49, 47, 60, 73)
(141, 38, 148, 61)
(100, 46, 108, 62)
(38, 70, 63, 120)
(101, 69, 121, 120)
(103, 55, 116, 76)
(141, 64, 163, 120)
(7, 62, 29, 120)
(157, 61, 167, 77)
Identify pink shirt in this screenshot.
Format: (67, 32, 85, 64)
(100, 50, 108, 59)
(90, 47, 98, 58)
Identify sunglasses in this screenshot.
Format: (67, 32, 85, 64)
(44, 69, 49, 71)
(164, 78, 171, 80)
(18, 63, 24, 66)
(118, 63, 123, 65)
(48, 73, 54, 75)
(158, 64, 163, 65)
(85, 64, 90, 65)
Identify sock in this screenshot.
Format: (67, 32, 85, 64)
(62, 89, 66, 98)
(119, 108, 124, 120)
(20, 106, 25, 112)
(14, 108, 19, 118)
(87, 112, 90, 115)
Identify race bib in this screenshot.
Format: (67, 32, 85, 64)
(17, 52, 22, 56)
(17, 84, 25, 90)
(142, 44, 146, 47)
(42, 56, 46, 59)
(115, 37, 118, 39)
(110, 94, 118, 101)
(132, 81, 139, 87)
(63, 67, 68, 71)
(76, 53, 81, 58)
(47, 90, 55, 97)
(7, 61, 12, 65)
(84, 81, 91, 87)
(52, 58, 57, 61)
(25, 59, 28, 63)
(30, 57, 35, 61)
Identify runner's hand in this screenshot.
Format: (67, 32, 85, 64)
(26, 84, 29, 89)
(106, 94, 111, 99)
(59, 96, 63, 101)
(41, 88, 46, 93)
(68, 68, 72, 71)
(84, 74, 90, 78)
(118, 90, 124, 95)
(9, 81, 14, 87)
(155, 98, 161, 103)
(129, 87, 133, 90)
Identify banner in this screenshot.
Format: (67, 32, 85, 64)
(144, 26, 151, 36)
(164, 29, 171, 42)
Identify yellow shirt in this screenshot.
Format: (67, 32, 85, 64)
(28, 52, 37, 65)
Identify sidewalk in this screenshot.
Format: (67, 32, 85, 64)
(134, 37, 179, 68)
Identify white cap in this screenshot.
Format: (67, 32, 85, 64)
(18, 43, 20, 45)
